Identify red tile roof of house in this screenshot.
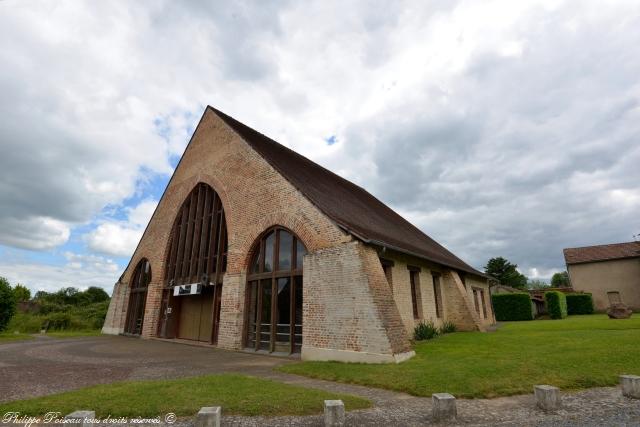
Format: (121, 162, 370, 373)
(209, 106, 484, 276)
(563, 241, 640, 265)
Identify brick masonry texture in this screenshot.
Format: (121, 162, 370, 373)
(303, 241, 411, 357)
(378, 249, 493, 334)
(103, 107, 493, 361)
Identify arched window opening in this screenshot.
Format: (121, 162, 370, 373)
(245, 227, 307, 354)
(158, 183, 227, 344)
(164, 183, 228, 286)
(125, 259, 151, 335)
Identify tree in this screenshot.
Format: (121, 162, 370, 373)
(0, 277, 16, 332)
(551, 271, 570, 288)
(12, 284, 31, 302)
(484, 257, 528, 289)
(33, 290, 50, 301)
(527, 279, 550, 290)
(82, 287, 110, 303)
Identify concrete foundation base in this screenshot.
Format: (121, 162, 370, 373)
(620, 375, 640, 398)
(324, 400, 345, 426)
(195, 407, 221, 427)
(534, 385, 561, 410)
(302, 346, 415, 364)
(432, 393, 456, 422)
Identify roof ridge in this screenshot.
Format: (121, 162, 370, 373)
(564, 241, 640, 251)
(208, 106, 482, 276)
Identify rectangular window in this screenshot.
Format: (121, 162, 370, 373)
(480, 289, 488, 319)
(432, 274, 442, 318)
(473, 289, 480, 315)
(409, 268, 422, 319)
(607, 291, 621, 305)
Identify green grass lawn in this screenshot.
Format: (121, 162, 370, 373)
(0, 332, 34, 343)
(0, 374, 371, 417)
(279, 314, 640, 398)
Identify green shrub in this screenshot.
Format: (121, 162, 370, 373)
(545, 291, 568, 319)
(566, 293, 594, 315)
(414, 320, 439, 341)
(491, 293, 533, 321)
(7, 312, 44, 333)
(0, 277, 17, 332)
(439, 321, 457, 334)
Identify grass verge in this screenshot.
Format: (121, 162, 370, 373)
(0, 373, 371, 417)
(0, 332, 33, 343)
(279, 314, 640, 398)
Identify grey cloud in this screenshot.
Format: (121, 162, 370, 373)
(340, 2, 640, 276)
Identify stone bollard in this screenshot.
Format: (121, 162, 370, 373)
(195, 406, 221, 427)
(620, 375, 640, 398)
(534, 385, 561, 410)
(64, 410, 95, 427)
(432, 393, 457, 422)
(324, 400, 345, 427)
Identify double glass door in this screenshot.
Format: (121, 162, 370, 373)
(246, 276, 303, 353)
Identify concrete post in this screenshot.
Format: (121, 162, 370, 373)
(534, 385, 561, 410)
(620, 375, 640, 398)
(195, 406, 221, 427)
(432, 393, 457, 421)
(64, 411, 95, 427)
(324, 400, 345, 426)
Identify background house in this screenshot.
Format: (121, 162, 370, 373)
(563, 241, 640, 311)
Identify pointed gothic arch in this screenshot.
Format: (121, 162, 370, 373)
(157, 182, 228, 343)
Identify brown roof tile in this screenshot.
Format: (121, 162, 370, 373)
(210, 106, 483, 276)
(563, 241, 640, 265)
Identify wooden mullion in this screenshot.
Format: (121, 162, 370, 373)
(292, 237, 297, 272)
(274, 229, 280, 272)
(255, 281, 262, 351)
(214, 211, 226, 286)
(181, 191, 197, 283)
(190, 185, 206, 280)
(197, 188, 211, 279)
(174, 201, 189, 283)
(167, 230, 179, 282)
(270, 277, 276, 353)
(208, 194, 220, 277)
(259, 239, 265, 273)
(290, 273, 295, 354)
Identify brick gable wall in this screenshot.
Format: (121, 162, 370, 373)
(102, 108, 415, 362)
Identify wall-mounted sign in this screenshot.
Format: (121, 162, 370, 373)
(173, 284, 202, 296)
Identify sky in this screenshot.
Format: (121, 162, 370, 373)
(1, 0, 639, 294)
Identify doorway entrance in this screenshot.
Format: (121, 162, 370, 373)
(158, 284, 223, 344)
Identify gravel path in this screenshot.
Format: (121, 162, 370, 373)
(1, 336, 639, 426)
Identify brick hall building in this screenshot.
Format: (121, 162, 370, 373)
(102, 106, 494, 364)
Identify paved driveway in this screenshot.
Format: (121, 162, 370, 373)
(0, 335, 290, 403)
(2, 335, 640, 426)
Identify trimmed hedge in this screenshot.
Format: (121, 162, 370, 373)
(492, 293, 533, 321)
(566, 293, 594, 315)
(545, 291, 568, 319)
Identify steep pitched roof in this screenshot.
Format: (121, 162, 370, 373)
(564, 241, 640, 265)
(209, 106, 483, 276)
